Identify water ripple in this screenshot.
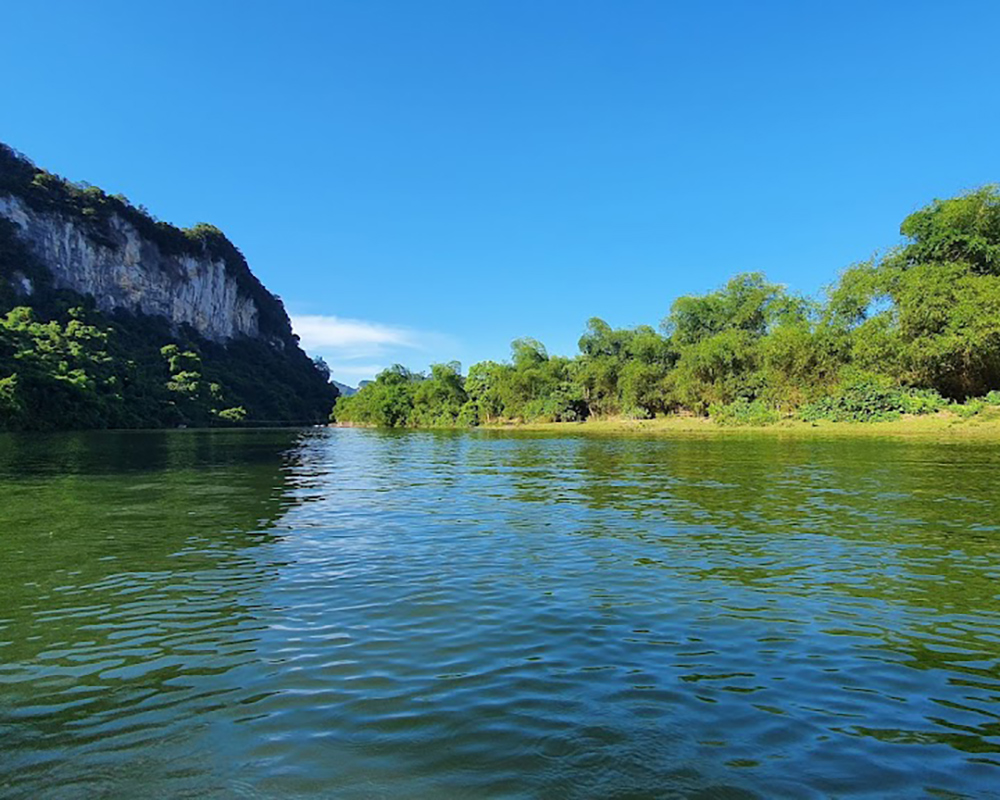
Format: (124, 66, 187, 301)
(1, 429, 999, 798)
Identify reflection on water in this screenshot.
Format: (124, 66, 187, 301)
(1, 428, 998, 798)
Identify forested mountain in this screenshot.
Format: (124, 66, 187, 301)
(334, 186, 1000, 427)
(0, 142, 337, 430)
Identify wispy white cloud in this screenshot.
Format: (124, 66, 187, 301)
(326, 363, 389, 380)
(292, 315, 419, 352)
(290, 314, 456, 386)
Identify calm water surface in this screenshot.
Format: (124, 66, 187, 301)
(1, 428, 999, 799)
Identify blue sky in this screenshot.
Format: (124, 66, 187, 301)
(3, 1, 999, 385)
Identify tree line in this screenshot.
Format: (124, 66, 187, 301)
(334, 185, 1000, 427)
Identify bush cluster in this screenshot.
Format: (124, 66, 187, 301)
(798, 378, 947, 423)
(708, 398, 781, 427)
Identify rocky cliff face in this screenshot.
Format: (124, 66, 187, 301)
(0, 193, 260, 342)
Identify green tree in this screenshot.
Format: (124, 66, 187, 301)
(827, 186, 1000, 398)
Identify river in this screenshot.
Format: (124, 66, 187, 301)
(1, 428, 998, 798)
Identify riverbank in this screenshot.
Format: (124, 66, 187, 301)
(495, 412, 1000, 440)
(330, 412, 1000, 440)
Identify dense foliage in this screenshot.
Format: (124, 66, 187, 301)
(335, 186, 1000, 427)
(0, 146, 336, 431)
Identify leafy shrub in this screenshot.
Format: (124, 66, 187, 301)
(709, 397, 780, 426)
(217, 406, 247, 423)
(545, 383, 589, 422)
(799, 375, 910, 423)
(457, 401, 480, 427)
(954, 399, 985, 418)
(950, 393, 1000, 418)
(898, 388, 949, 415)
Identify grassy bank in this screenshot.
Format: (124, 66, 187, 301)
(486, 412, 1000, 440)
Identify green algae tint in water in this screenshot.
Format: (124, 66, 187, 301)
(1, 429, 999, 799)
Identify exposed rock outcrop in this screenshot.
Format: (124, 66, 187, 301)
(0, 193, 259, 342)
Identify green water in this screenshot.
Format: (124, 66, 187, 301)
(1, 428, 998, 799)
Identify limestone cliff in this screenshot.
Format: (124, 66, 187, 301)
(0, 142, 295, 345)
(0, 194, 262, 342)
(0, 142, 337, 430)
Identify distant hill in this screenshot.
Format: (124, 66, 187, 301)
(332, 381, 357, 397)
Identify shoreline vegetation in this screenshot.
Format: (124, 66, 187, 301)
(333, 185, 1000, 434)
(333, 412, 1000, 440)
(509, 412, 1000, 439)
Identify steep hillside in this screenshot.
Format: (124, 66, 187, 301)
(0, 142, 337, 430)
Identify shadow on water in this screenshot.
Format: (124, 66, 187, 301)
(0, 429, 320, 799)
